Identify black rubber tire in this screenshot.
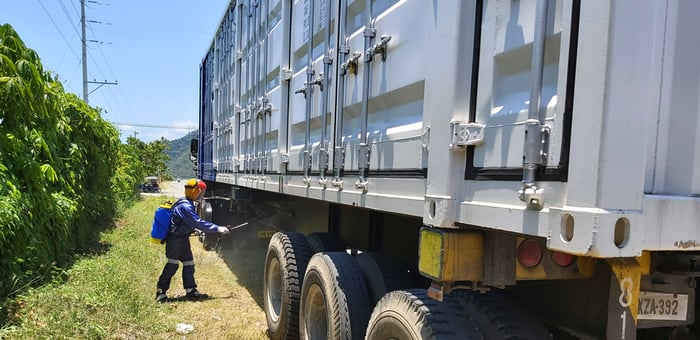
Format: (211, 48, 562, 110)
(355, 251, 415, 305)
(300, 252, 371, 340)
(366, 289, 482, 340)
(454, 289, 551, 340)
(306, 232, 345, 253)
(264, 232, 312, 340)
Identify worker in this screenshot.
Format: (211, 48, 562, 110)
(155, 179, 229, 302)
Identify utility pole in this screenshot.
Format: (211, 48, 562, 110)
(81, 0, 117, 104)
(81, 0, 88, 102)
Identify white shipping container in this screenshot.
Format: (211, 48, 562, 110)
(194, 1, 700, 338)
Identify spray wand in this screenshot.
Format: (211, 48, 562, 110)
(226, 222, 249, 231)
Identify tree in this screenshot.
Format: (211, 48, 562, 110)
(0, 23, 126, 303)
(125, 136, 171, 181)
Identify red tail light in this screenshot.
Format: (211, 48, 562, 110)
(517, 239, 543, 268)
(552, 251, 575, 267)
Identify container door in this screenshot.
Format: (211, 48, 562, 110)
(200, 50, 216, 181)
(238, 1, 256, 174)
(466, 0, 577, 181)
(338, 0, 430, 175)
(249, 0, 271, 175)
(262, 0, 284, 173)
(286, 0, 332, 174)
(215, 6, 236, 174)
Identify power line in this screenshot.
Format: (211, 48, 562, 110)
(69, 0, 81, 18)
(37, 0, 124, 119)
(37, 0, 81, 61)
(58, 0, 81, 37)
(80, 0, 116, 104)
(109, 121, 198, 130)
(77, 0, 131, 122)
(54, 31, 78, 72)
(86, 17, 136, 121)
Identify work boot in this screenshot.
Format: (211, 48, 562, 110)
(185, 288, 209, 300)
(155, 289, 168, 303)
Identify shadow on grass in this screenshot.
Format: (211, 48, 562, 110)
(197, 220, 270, 310)
(81, 237, 113, 258)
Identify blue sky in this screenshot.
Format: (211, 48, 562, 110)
(1, 0, 229, 142)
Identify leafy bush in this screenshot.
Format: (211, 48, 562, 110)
(0, 24, 142, 307)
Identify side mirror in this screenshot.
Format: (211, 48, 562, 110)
(190, 138, 199, 158)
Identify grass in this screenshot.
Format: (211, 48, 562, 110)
(0, 196, 269, 339)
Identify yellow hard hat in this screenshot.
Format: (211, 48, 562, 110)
(184, 179, 206, 199)
(185, 179, 206, 189)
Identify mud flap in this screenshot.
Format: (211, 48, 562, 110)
(607, 273, 637, 339)
(606, 257, 646, 339)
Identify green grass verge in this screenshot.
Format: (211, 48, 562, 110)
(0, 196, 267, 339)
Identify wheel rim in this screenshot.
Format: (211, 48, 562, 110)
(304, 283, 328, 340)
(369, 314, 414, 339)
(266, 256, 282, 322)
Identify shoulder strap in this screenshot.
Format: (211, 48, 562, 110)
(169, 198, 190, 233)
(171, 197, 188, 210)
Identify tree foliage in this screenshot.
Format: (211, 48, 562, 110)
(125, 136, 170, 181)
(0, 24, 143, 304)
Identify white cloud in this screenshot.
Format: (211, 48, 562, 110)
(113, 120, 197, 143)
(171, 120, 198, 130)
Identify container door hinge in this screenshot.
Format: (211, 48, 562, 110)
(318, 148, 329, 187)
(518, 124, 550, 210)
(260, 157, 267, 172)
(355, 143, 370, 192)
(332, 146, 345, 189)
(449, 122, 485, 150)
(302, 150, 312, 187)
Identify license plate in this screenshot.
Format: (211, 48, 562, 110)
(638, 291, 688, 321)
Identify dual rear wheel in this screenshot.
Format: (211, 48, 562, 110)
(263, 232, 549, 339)
(264, 232, 311, 339)
(300, 252, 371, 340)
(264, 231, 370, 339)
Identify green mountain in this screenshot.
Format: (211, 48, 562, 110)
(165, 130, 198, 180)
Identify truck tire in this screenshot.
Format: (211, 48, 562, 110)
(264, 232, 312, 340)
(365, 289, 482, 339)
(454, 289, 551, 340)
(300, 252, 371, 340)
(306, 232, 345, 253)
(355, 251, 415, 305)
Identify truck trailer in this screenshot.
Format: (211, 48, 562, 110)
(191, 0, 700, 338)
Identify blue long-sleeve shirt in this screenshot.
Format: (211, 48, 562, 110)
(170, 198, 220, 235)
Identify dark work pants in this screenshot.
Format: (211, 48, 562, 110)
(157, 235, 196, 292)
